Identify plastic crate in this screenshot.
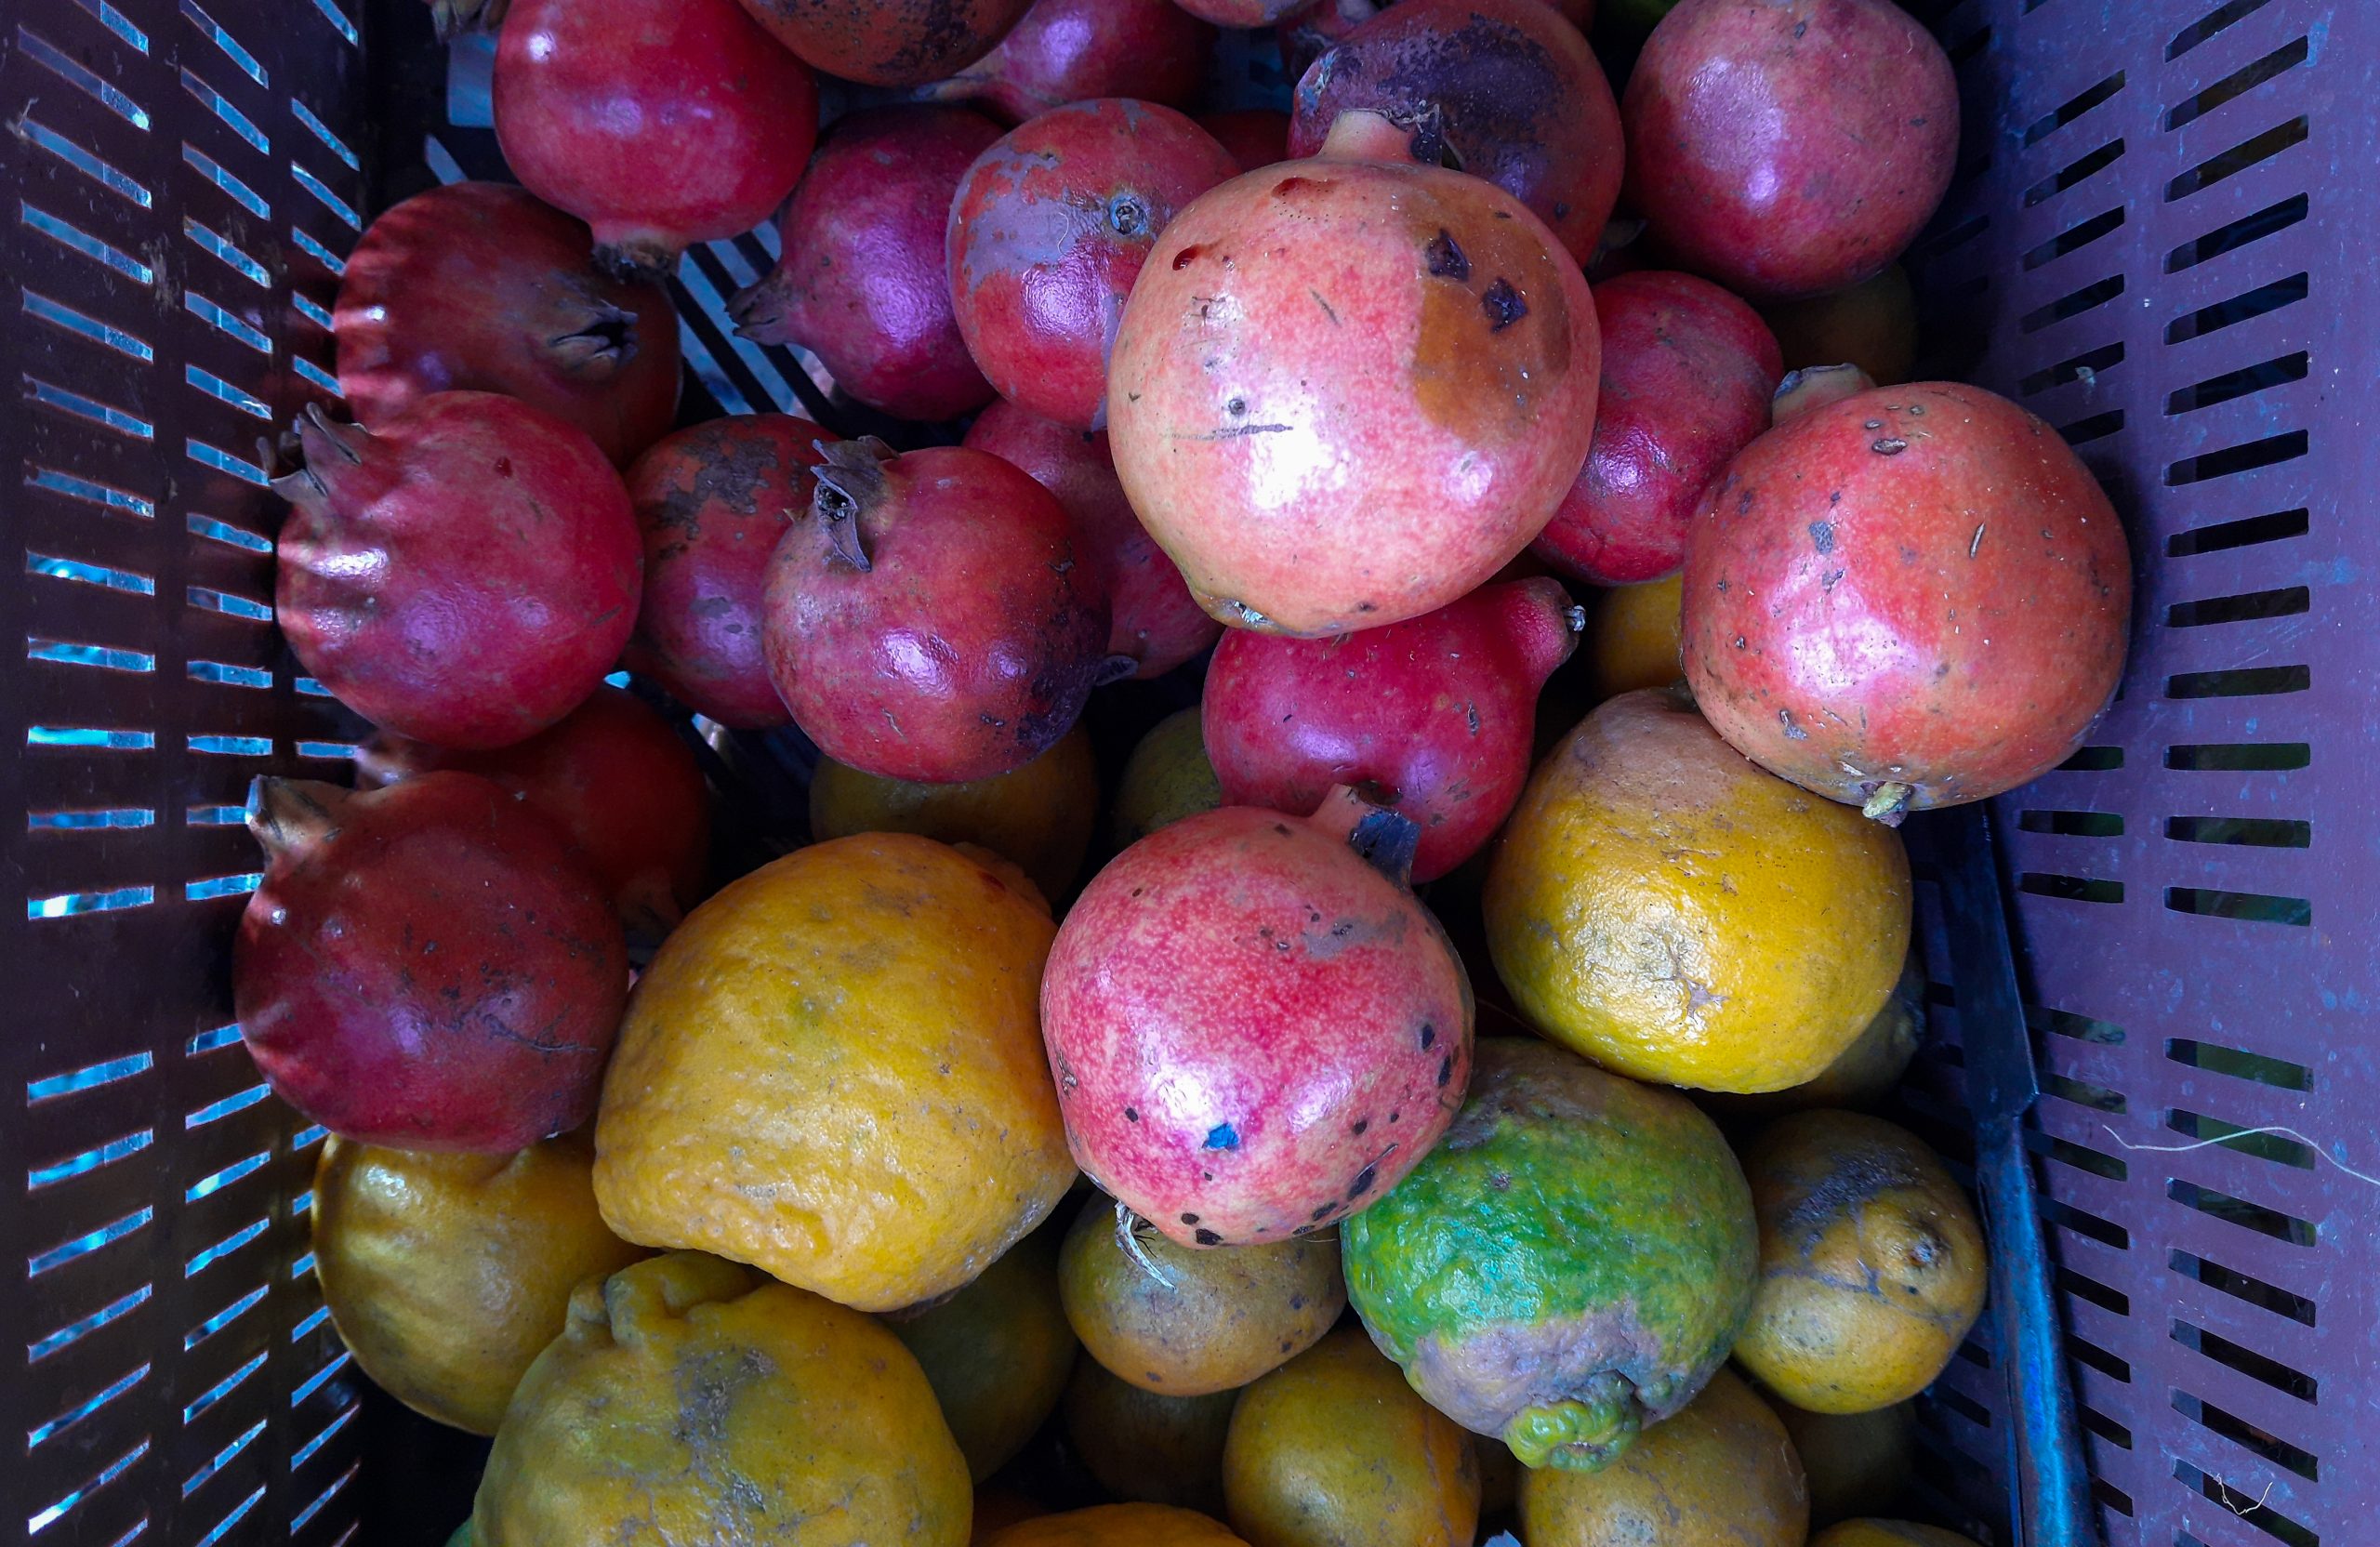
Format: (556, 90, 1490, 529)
(2, 2, 2367, 1545)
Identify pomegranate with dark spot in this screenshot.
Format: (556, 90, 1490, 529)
(1682, 382, 2131, 825)
(922, 0, 1214, 122)
(273, 392, 641, 751)
(733, 108, 1003, 424)
(1205, 578, 1582, 881)
(1199, 108, 1292, 172)
(732, 0, 1034, 86)
(1108, 110, 1600, 638)
(1535, 271, 1783, 586)
(1042, 787, 1473, 1248)
(236, 774, 628, 1152)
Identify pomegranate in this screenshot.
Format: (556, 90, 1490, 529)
(1172, 0, 1307, 23)
(922, 0, 1214, 123)
(764, 439, 1118, 783)
(334, 183, 681, 470)
(273, 393, 641, 751)
(963, 399, 1220, 678)
(1108, 110, 1599, 637)
(493, 0, 817, 282)
(357, 686, 712, 942)
(1289, 0, 1622, 266)
(732, 0, 1033, 86)
(1534, 271, 1783, 586)
(1682, 382, 2132, 825)
(733, 108, 1002, 423)
(1199, 108, 1291, 172)
(624, 415, 833, 729)
(235, 774, 628, 1152)
(1283, 0, 1597, 81)
(950, 99, 1240, 430)
(1042, 787, 1473, 1248)
(1624, 0, 1958, 300)
(1205, 578, 1580, 882)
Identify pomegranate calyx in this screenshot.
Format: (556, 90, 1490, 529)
(1310, 783, 1421, 888)
(1861, 781, 1915, 826)
(245, 776, 350, 864)
(542, 298, 641, 376)
(811, 437, 896, 573)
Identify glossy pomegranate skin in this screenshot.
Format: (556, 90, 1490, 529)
(623, 415, 832, 729)
(1206, 578, 1580, 881)
(1042, 793, 1473, 1248)
(235, 774, 628, 1153)
(924, 0, 1214, 122)
(274, 393, 641, 751)
(733, 108, 1002, 423)
(1535, 271, 1783, 586)
(1289, 0, 1622, 265)
(734, 0, 1034, 86)
(950, 99, 1240, 430)
(493, 0, 817, 280)
(334, 183, 681, 469)
(763, 442, 1114, 783)
(1682, 382, 2132, 818)
(1108, 112, 1600, 638)
(1199, 108, 1292, 172)
(963, 399, 1220, 678)
(1624, 0, 1959, 301)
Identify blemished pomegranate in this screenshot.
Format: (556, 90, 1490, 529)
(1108, 109, 1600, 637)
(1624, 0, 1959, 300)
(1205, 578, 1581, 882)
(949, 99, 1240, 430)
(334, 182, 681, 469)
(235, 774, 628, 1152)
(1534, 271, 1784, 586)
(764, 439, 1119, 783)
(1289, 0, 1623, 266)
(624, 415, 834, 729)
(1682, 382, 2132, 824)
(1283, 0, 1597, 81)
(493, 0, 818, 281)
(922, 0, 1214, 123)
(1043, 787, 1473, 1248)
(732, 0, 1034, 86)
(963, 399, 1220, 678)
(1199, 108, 1292, 172)
(273, 393, 641, 751)
(357, 686, 712, 942)
(733, 108, 1003, 424)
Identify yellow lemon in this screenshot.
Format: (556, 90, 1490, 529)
(811, 727, 1099, 901)
(1112, 708, 1223, 848)
(1064, 1358, 1237, 1514)
(1518, 1368, 1805, 1545)
(888, 1236, 1079, 1482)
(1812, 1522, 1980, 1547)
(1587, 574, 1684, 703)
(983, 1503, 1248, 1547)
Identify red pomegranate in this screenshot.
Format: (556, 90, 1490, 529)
(1283, 0, 1597, 81)
(624, 415, 833, 729)
(357, 686, 712, 942)
(733, 0, 1034, 86)
(334, 182, 681, 469)
(1199, 108, 1291, 171)
(1534, 271, 1783, 586)
(1624, 0, 1958, 300)
(1682, 382, 2132, 824)
(1109, 110, 1599, 637)
(734, 108, 1002, 423)
(1205, 578, 1580, 881)
(964, 399, 1220, 678)
(493, 0, 818, 281)
(922, 0, 1214, 122)
(1289, 0, 1622, 266)
(764, 439, 1118, 783)
(1044, 788, 1471, 1247)
(950, 99, 1240, 430)
(274, 393, 641, 751)
(235, 774, 628, 1152)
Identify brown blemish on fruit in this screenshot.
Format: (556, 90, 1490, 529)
(1408, 189, 1569, 442)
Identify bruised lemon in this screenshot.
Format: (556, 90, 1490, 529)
(1112, 708, 1223, 848)
(1064, 1358, 1237, 1514)
(1485, 688, 1911, 1093)
(594, 834, 1076, 1312)
(889, 1236, 1079, 1482)
(983, 1504, 1247, 1547)
(1812, 1523, 1979, 1547)
(1587, 574, 1684, 703)
(1518, 1368, 1805, 1545)
(812, 727, 1099, 901)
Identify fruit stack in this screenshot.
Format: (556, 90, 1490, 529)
(251, 0, 2132, 1543)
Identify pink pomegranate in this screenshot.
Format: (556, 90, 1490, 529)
(335, 182, 682, 469)
(1534, 271, 1783, 586)
(236, 774, 628, 1152)
(1109, 110, 1600, 637)
(1199, 108, 1291, 171)
(764, 439, 1117, 782)
(923, 0, 1214, 122)
(1624, 0, 1959, 300)
(733, 0, 1034, 86)
(733, 108, 1002, 423)
(357, 686, 712, 942)
(964, 399, 1220, 678)
(1205, 578, 1580, 881)
(493, 0, 818, 281)
(1043, 787, 1473, 1247)
(274, 393, 641, 751)
(1289, 0, 1622, 266)
(950, 99, 1240, 430)
(624, 415, 833, 728)
(1683, 382, 2132, 825)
